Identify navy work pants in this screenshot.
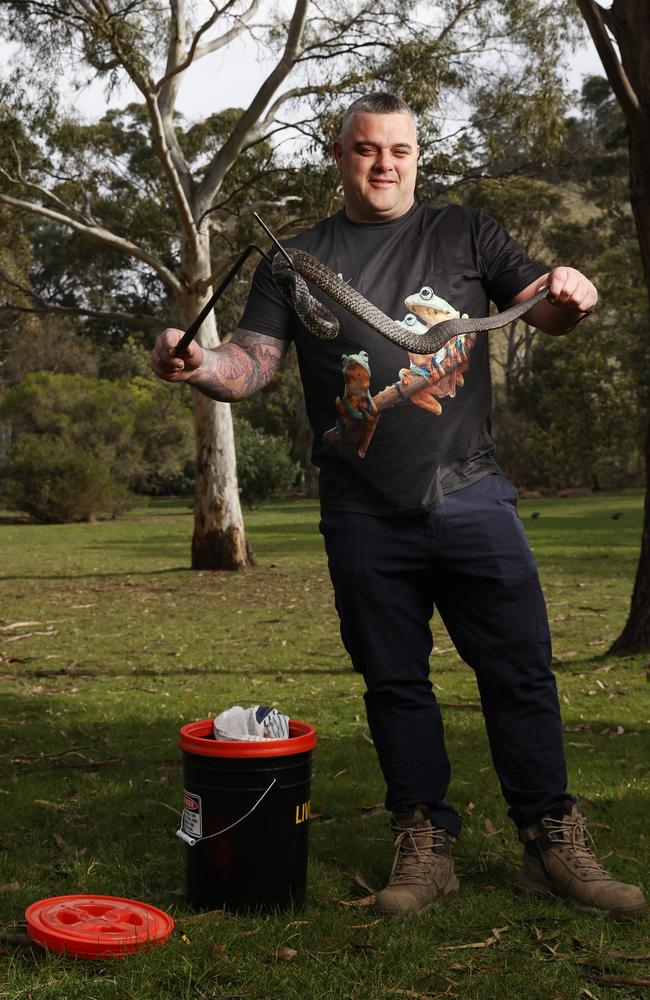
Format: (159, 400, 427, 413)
(319, 473, 570, 837)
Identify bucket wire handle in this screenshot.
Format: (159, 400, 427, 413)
(175, 777, 277, 848)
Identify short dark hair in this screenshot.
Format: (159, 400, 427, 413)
(338, 93, 416, 143)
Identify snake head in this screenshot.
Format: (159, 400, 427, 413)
(271, 250, 339, 340)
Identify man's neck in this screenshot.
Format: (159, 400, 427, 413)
(342, 199, 416, 224)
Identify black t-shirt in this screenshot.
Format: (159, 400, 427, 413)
(238, 202, 546, 515)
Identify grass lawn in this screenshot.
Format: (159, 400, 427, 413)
(0, 492, 649, 999)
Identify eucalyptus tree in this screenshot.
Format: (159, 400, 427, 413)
(0, 0, 579, 569)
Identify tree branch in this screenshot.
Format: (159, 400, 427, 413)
(242, 84, 333, 146)
(0, 191, 182, 296)
(0, 262, 160, 328)
(195, 0, 309, 219)
(75, 0, 198, 244)
(0, 297, 162, 330)
(157, 0, 262, 93)
(1, 135, 98, 226)
(574, 0, 641, 124)
(156, 0, 188, 118)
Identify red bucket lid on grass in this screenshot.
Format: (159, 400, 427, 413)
(25, 894, 174, 958)
(179, 718, 317, 758)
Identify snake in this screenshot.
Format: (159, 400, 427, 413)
(272, 248, 549, 354)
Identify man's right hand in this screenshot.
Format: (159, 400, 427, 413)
(150, 329, 205, 383)
(149, 327, 288, 402)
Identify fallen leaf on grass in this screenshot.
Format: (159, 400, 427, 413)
(237, 927, 261, 938)
(350, 919, 381, 929)
(144, 799, 182, 816)
(52, 833, 76, 854)
(354, 873, 376, 894)
(0, 620, 57, 632)
(484, 819, 502, 836)
(310, 812, 336, 824)
(333, 768, 348, 779)
(5, 630, 59, 643)
(0, 881, 20, 893)
(540, 942, 564, 958)
(183, 908, 225, 922)
(283, 919, 310, 929)
(338, 894, 375, 908)
(579, 989, 600, 1000)
(599, 951, 650, 961)
(384, 990, 435, 999)
(532, 926, 561, 943)
(266, 946, 297, 962)
(586, 975, 650, 987)
(356, 802, 385, 814)
(34, 799, 65, 811)
(440, 926, 509, 951)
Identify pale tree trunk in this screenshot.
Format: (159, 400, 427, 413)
(576, 0, 650, 652)
(181, 233, 254, 569)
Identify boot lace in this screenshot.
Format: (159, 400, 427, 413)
(541, 813, 610, 877)
(388, 823, 448, 886)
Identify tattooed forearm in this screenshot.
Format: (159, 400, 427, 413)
(192, 329, 288, 402)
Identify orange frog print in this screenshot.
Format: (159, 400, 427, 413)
(335, 351, 379, 458)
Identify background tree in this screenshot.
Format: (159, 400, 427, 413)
(478, 75, 646, 493)
(575, 0, 650, 652)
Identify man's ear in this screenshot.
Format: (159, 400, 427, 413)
(333, 139, 343, 170)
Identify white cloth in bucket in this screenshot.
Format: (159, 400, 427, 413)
(213, 704, 290, 742)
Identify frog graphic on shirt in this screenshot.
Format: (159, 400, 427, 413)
(396, 286, 476, 415)
(334, 351, 379, 458)
(328, 285, 476, 457)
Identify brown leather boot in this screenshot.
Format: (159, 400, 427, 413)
(519, 803, 648, 917)
(374, 807, 459, 915)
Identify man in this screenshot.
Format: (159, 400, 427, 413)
(151, 93, 647, 918)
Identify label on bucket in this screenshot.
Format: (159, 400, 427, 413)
(181, 790, 202, 839)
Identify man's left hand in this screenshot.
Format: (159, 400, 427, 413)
(539, 266, 598, 315)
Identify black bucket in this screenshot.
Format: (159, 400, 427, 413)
(177, 718, 316, 912)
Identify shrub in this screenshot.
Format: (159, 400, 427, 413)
(0, 371, 194, 520)
(2, 434, 132, 523)
(234, 417, 298, 507)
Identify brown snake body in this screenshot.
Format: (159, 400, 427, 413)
(272, 248, 548, 352)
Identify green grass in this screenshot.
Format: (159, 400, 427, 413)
(1, 493, 649, 999)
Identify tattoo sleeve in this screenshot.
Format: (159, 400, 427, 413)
(192, 329, 288, 402)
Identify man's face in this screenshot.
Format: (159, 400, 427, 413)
(333, 111, 419, 223)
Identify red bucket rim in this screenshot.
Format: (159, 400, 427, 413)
(179, 718, 317, 758)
